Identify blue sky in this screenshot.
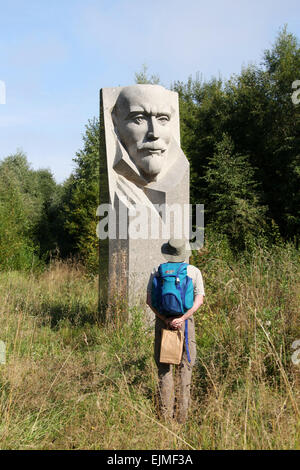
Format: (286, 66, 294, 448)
(0, 0, 299, 183)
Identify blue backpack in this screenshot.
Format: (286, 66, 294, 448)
(151, 262, 194, 316)
(151, 262, 194, 364)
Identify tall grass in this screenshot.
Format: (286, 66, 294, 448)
(0, 238, 299, 450)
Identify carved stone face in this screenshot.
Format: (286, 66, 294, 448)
(112, 85, 173, 181)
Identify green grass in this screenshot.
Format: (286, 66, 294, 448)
(0, 241, 299, 450)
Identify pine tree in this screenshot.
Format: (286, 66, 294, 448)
(203, 134, 267, 249)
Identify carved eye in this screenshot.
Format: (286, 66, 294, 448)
(157, 115, 170, 125)
(132, 115, 146, 124)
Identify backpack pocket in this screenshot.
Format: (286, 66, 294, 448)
(161, 293, 183, 315)
(183, 277, 194, 310)
(151, 275, 159, 310)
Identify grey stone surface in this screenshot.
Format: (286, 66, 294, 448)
(99, 84, 190, 321)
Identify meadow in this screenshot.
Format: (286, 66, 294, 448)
(0, 236, 299, 450)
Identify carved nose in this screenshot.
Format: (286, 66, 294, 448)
(147, 131, 159, 140)
(147, 117, 159, 140)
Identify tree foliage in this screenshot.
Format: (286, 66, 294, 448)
(62, 118, 100, 271)
(0, 151, 60, 269)
(203, 134, 267, 249)
(173, 26, 300, 243)
(135, 64, 160, 85)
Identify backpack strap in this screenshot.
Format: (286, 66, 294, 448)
(173, 263, 188, 314)
(185, 319, 191, 363)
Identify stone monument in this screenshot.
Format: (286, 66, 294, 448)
(99, 84, 190, 320)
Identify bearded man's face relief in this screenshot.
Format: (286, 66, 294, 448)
(112, 85, 173, 181)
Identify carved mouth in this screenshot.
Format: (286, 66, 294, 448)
(146, 149, 166, 155)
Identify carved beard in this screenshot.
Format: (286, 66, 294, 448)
(136, 152, 166, 180)
(115, 131, 169, 182)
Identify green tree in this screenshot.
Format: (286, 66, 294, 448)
(203, 134, 267, 249)
(261, 26, 300, 239)
(172, 75, 227, 206)
(34, 169, 68, 258)
(63, 118, 100, 271)
(135, 64, 160, 85)
(0, 151, 68, 267)
(0, 155, 37, 270)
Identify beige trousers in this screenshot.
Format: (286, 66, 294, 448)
(154, 316, 197, 422)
